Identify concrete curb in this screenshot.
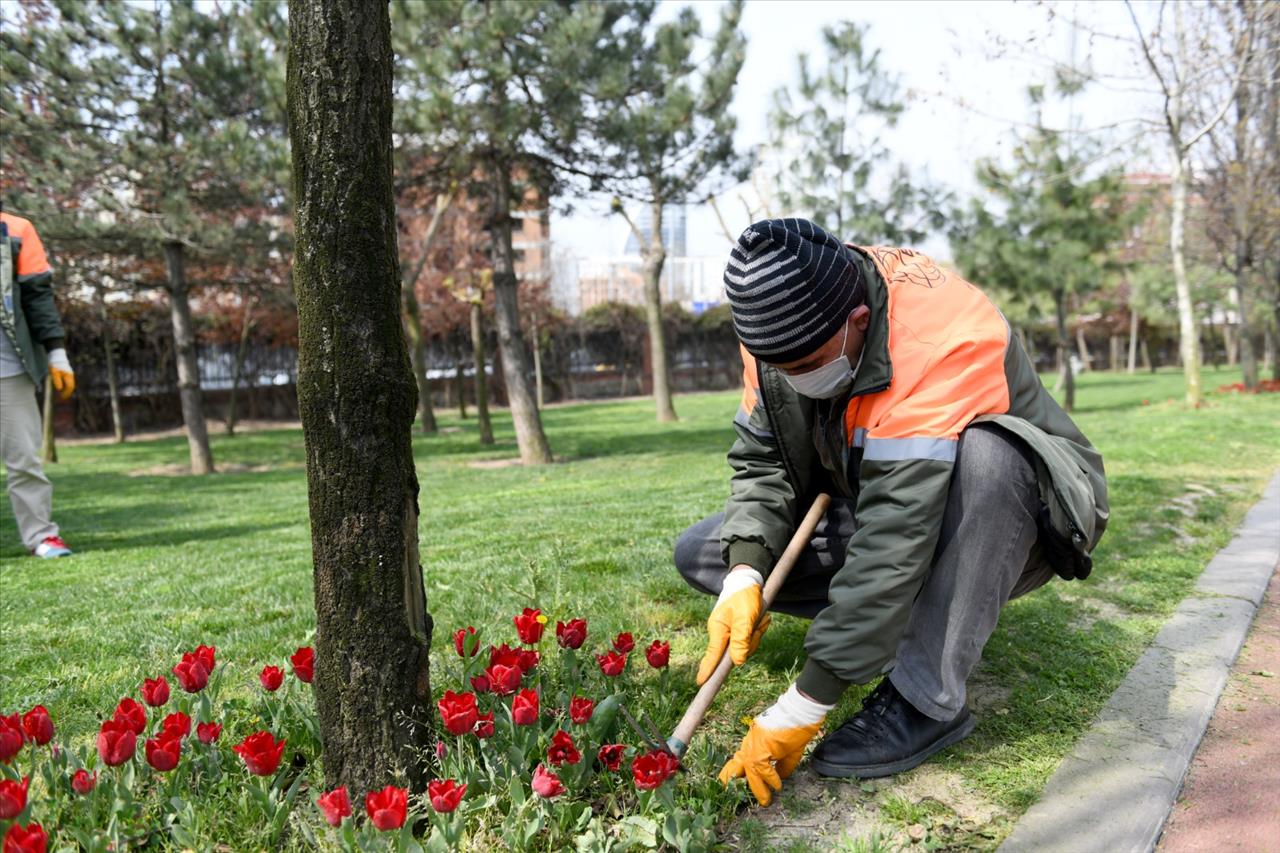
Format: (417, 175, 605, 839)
(999, 471, 1280, 853)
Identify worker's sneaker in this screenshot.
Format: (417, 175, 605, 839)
(810, 679, 975, 778)
(32, 535, 73, 558)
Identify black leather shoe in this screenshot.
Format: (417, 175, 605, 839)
(810, 679, 976, 778)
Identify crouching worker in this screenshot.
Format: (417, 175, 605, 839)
(674, 219, 1107, 805)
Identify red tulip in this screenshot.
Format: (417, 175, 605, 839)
(0, 777, 28, 820)
(193, 644, 217, 673)
(113, 698, 146, 735)
(145, 734, 181, 772)
(469, 674, 491, 694)
(531, 763, 564, 798)
(631, 748, 680, 790)
(290, 647, 314, 683)
(141, 677, 170, 708)
(596, 650, 627, 677)
(484, 663, 521, 696)
(196, 722, 222, 745)
(516, 649, 540, 674)
(259, 666, 284, 692)
(437, 691, 479, 737)
(161, 711, 191, 740)
(2, 822, 46, 853)
(512, 688, 539, 726)
(489, 643, 522, 669)
(568, 696, 594, 725)
(0, 715, 23, 763)
(473, 711, 495, 739)
(547, 730, 581, 766)
(453, 627, 480, 657)
(513, 607, 545, 644)
(233, 731, 285, 776)
(21, 707, 53, 746)
(365, 785, 408, 831)
(316, 786, 352, 827)
(597, 743, 626, 772)
(645, 640, 670, 669)
(70, 769, 96, 795)
(555, 618, 587, 649)
(428, 778, 466, 813)
(172, 654, 209, 694)
(96, 718, 136, 766)
(612, 632, 635, 654)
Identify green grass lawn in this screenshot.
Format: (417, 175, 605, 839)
(3, 365, 1279, 849)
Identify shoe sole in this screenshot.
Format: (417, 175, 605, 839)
(810, 713, 977, 779)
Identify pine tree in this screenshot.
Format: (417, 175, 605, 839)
(766, 22, 942, 244)
(288, 0, 434, 794)
(949, 90, 1132, 412)
(594, 1, 748, 423)
(1, 0, 289, 473)
(392, 1, 632, 464)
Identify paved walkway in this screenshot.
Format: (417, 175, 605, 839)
(1158, 564, 1280, 852)
(1001, 472, 1280, 853)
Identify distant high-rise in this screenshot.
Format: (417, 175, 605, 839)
(624, 203, 687, 256)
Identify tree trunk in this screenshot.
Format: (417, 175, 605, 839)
(287, 0, 433, 795)
(1141, 337, 1154, 373)
(1055, 290, 1074, 412)
(226, 291, 255, 437)
(40, 375, 56, 463)
(163, 241, 215, 474)
(640, 202, 677, 422)
(401, 193, 452, 435)
(1109, 334, 1121, 372)
(98, 286, 125, 443)
(405, 320, 437, 434)
(470, 300, 494, 446)
(1075, 325, 1092, 372)
(1206, 307, 1222, 369)
(1234, 267, 1258, 388)
(1127, 304, 1139, 374)
(531, 313, 544, 411)
(453, 337, 467, 418)
(490, 166, 552, 464)
(1168, 145, 1203, 404)
(1263, 324, 1276, 380)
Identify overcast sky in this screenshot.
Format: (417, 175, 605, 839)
(552, 0, 1163, 264)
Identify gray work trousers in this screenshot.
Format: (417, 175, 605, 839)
(1, 373, 59, 550)
(674, 423, 1056, 721)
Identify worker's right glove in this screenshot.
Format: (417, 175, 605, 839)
(697, 567, 769, 685)
(48, 347, 75, 400)
(718, 684, 833, 806)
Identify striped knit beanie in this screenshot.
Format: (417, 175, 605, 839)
(723, 218, 866, 363)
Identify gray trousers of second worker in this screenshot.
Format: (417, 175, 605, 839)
(674, 423, 1056, 722)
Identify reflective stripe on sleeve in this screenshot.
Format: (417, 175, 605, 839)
(862, 436, 957, 462)
(734, 406, 774, 439)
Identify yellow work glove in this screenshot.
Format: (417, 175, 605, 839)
(697, 567, 770, 685)
(719, 684, 833, 806)
(48, 347, 75, 400)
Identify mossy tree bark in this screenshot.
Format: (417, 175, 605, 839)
(288, 0, 434, 794)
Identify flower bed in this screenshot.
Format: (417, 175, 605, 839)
(0, 608, 724, 851)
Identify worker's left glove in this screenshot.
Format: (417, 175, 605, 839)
(718, 684, 833, 806)
(48, 347, 75, 400)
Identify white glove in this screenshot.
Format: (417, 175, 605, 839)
(48, 347, 75, 399)
(48, 348, 73, 373)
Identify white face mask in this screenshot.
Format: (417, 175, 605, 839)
(783, 317, 858, 399)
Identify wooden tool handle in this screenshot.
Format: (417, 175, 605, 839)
(668, 494, 832, 755)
